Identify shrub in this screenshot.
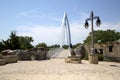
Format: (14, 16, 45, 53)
(98, 54, 104, 61)
(83, 53, 88, 60)
(0, 53, 3, 59)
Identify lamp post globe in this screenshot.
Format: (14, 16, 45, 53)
(84, 20, 89, 29)
(96, 17, 101, 27)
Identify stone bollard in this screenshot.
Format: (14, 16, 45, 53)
(65, 56, 81, 64)
(89, 54, 98, 64)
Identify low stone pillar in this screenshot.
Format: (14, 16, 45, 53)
(65, 56, 81, 64)
(89, 54, 98, 64)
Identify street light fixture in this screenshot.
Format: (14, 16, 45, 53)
(96, 17, 101, 27)
(84, 20, 89, 29)
(84, 11, 101, 54)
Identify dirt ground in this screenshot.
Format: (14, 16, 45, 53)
(0, 58, 120, 80)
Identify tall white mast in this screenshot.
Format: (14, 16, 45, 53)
(62, 12, 71, 47)
(61, 12, 72, 56)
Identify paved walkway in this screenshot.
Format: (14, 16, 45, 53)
(53, 49, 70, 58)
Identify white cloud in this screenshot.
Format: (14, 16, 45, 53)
(16, 25, 61, 46)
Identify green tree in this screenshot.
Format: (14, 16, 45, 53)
(48, 44, 60, 49)
(19, 36, 34, 49)
(62, 45, 68, 49)
(0, 41, 5, 52)
(84, 30, 120, 44)
(9, 31, 21, 49)
(0, 31, 34, 51)
(2, 39, 11, 49)
(1, 31, 21, 50)
(36, 43, 47, 48)
(72, 43, 81, 49)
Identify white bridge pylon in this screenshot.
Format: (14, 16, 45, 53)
(61, 12, 72, 56)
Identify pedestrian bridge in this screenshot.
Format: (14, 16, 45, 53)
(47, 13, 72, 59)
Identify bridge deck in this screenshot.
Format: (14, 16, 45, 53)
(53, 49, 70, 58)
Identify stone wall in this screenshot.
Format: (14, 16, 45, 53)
(0, 50, 18, 66)
(103, 44, 120, 57)
(84, 43, 120, 61)
(0, 48, 47, 66)
(16, 50, 32, 60)
(1, 47, 47, 61)
(103, 43, 120, 61)
(16, 47, 47, 61)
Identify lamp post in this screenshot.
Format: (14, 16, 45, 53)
(84, 11, 101, 64)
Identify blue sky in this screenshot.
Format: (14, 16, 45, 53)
(0, 0, 120, 46)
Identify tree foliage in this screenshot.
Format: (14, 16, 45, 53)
(19, 36, 34, 49)
(35, 42, 47, 48)
(9, 31, 21, 49)
(62, 45, 68, 49)
(72, 43, 81, 49)
(0, 31, 34, 52)
(48, 44, 60, 49)
(84, 30, 120, 44)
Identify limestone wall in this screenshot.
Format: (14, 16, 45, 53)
(17, 48, 47, 61)
(84, 43, 120, 61)
(103, 44, 120, 60)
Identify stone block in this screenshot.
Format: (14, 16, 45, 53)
(0, 59, 6, 66)
(65, 56, 81, 64)
(17, 50, 32, 60)
(3, 55, 18, 63)
(89, 54, 98, 64)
